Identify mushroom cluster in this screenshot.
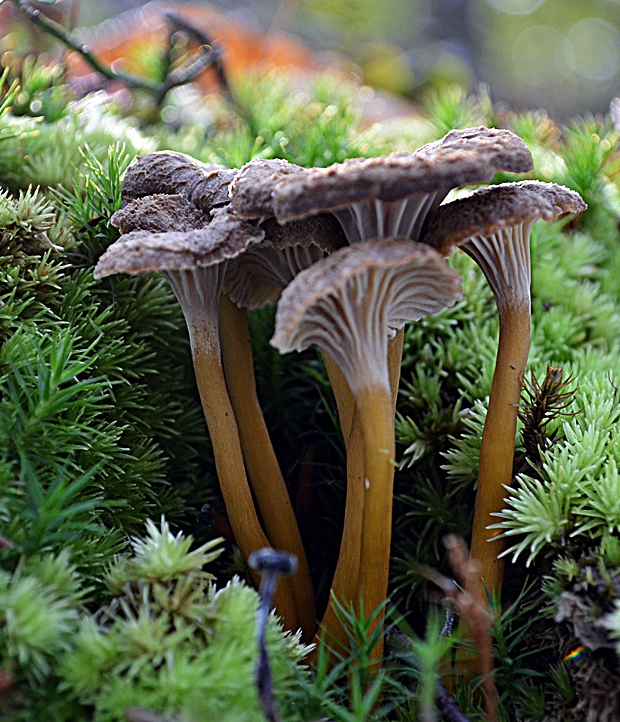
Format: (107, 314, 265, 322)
(94, 130, 586, 665)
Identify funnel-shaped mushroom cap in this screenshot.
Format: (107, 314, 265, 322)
(110, 194, 210, 235)
(272, 238, 463, 395)
(421, 181, 586, 310)
(228, 158, 305, 218)
(270, 127, 533, 222)
(422, 181, 587, 256)
(122, 150, 237, 214)
(94, 207, 264, 279)
(223, 213, 346, 310)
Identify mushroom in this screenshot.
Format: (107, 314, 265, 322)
(218, 214, 346, 642)
(94, 206, 299, 631)
(231, 127, 533, 652)
(271, 237, 464, 662)
(229, 129, 533, 457)
(230, 127, 533, 244)
(114, 152, 319, 638)
(421, 181, 587, 595)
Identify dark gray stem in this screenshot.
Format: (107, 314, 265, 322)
(256, 574, 280, 722)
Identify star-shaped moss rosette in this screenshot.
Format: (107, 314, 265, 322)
(421, 181, 587, 597)
(94, 205, 301, 632)
(271, 238, 464, 663)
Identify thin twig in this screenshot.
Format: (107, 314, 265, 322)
(154, 45, 222, 106)
(163, 11, 237, 109)
(10, 0, 223, 107)
(11, 0, 160, 91)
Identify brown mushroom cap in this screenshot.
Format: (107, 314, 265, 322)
(260, 213, 346, 252)
(110, 194, 210, 235)
(421, 181, 587, 255)
(122, 150, 237, 214)
(94, 207, 264, 279)
(271, 237, 463, 393)
(223, 214, 346, 310)
(228, 158, 305, 218)
(269, 127, 533, 223)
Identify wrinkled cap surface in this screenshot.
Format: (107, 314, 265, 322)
(421, 181, 587, 254)
(122, 150, 237, 214)
(260, 213, 347, 252)
(267, 126, 533, 222)
(111, 194, 210, 235)
(94, 207, 264, 278)
(229, 158, 305, 218)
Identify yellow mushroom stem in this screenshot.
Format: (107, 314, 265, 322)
(357, 382, 396, 667)
(316, 331, 403, 655)
(187, 315, 299, 632)
(323, 352, 355, 440)
(469, 301, 531, 594)
(314, 409, 364, 656)
(218, 295, 315, 640)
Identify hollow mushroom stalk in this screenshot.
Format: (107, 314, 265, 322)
(272, 238, 463, 663)
(220, 214, 346, 641)
(422, 181, 587, 595)
(94, 205, 299, 631)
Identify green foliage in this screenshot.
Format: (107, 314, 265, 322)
(162, 72, 385, 169)
(0, 90, 153, 190)
(0, 550, 85, 683)
(3, 60, 620, 719)
(60, 518, 307, 722)
(0, 186, 71, 337)
(492, 366, 620, 565)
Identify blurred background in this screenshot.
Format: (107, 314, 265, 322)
(2, 0, 620, 118)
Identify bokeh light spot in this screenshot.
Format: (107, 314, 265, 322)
(487, 0, 546, 15)
(512, 26, 575, 87)
(567, 18, 620, 82)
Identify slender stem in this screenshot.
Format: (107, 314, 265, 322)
(189, 320, 299, 632)
(218, 296, 315, 641)
(469, 303, 530, 594)
(314, 406, 364, 654)
(316, 334, 403, 654)
(313, 353, 359, 656)
(323, 351, 355, 441)
(255, 574, 282, 722)
(357, 383, 396, 666)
